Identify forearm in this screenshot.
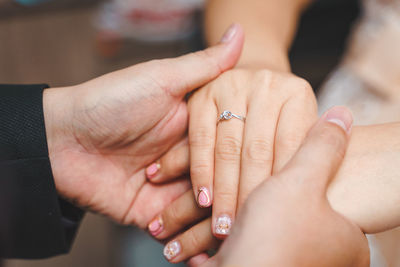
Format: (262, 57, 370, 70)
(329, 123, 400, 233)
(205, 0, 312, 71)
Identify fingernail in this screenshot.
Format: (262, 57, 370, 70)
(148, 216, 163, 236)
(146, 162, 160, 179)
(163, 240, 181, 261)
(324, 106, 353, 133)
(197, 187, 211, 208)
(215, 214, 232, 236)
(220, 23, 238, 43)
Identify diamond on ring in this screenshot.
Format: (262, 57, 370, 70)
(221, 110, 232, 120)
(218, 110, 245, 123)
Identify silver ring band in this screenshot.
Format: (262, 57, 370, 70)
(218, 110, 245, 123)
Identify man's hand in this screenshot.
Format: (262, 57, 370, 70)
(41, 24, 244, 229)
(198, 106, 370, 267)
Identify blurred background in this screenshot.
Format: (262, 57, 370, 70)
(7, 0, 400, 266)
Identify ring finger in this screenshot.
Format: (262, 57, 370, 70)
(212, 97, 247, 239)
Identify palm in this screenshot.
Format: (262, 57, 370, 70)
(44, 31, 244, 228)
(49, 68, 190, 228)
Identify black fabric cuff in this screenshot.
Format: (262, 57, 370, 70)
(0, 84, 83, 259)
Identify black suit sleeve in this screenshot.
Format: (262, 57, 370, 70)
(0, 84, 84, 259)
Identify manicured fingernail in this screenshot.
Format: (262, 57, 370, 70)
(148, 216, 163, 236)
(324, 106, 353, 133)
(163, 240, 181, 261)
(197, 187, 211, 208)
(215, 214, 232, 236)
(220, 23, 238, 43)
(146, 163, 160, 179)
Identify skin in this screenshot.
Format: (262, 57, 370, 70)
(148, 119, 400, 263)
(205, 0, 311, 71)
(200, 106, 370, 267)
(147, 2, 318, 240)
(42, 27, 245, 229)
(146, 0, 398, 264)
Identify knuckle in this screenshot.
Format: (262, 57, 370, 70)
(162, 154, 183, 175)
(193, 49, 223, 75)
(185, 228, 203, 250)
(190, 161, 212, 178)
(275, 135, 302, 153)
(214, 189, 237, 205)
(165, 203, 182, 225)
(243, 138, 273, 165)
(189, 129, 214, 148)
(215, 135, 242, 162)
(254, 69, 273, 83)
(280, 76, 313, 95)
(293, 77, 312, 91)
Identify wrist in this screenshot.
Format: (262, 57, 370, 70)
(42, 87, 76, 190)
(236, 42, 290, 72)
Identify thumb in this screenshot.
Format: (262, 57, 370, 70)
(279, 106, 353, 194)
(147, 23, 244, 97)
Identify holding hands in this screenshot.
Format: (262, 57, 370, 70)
(146, 24, 320, 262)
(45, 23, 370, 266)
(199, 107, 370, 267)
(43, 24, 244, 229)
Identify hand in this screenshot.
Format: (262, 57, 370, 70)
(146, 107, 369, 264)
(41, 24, 244, 228)
(195, 107, 370, 266)
(147, 59, 317, 239)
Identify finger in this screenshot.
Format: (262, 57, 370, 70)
(146, 140, 189, 183)
(272, 81, 317, 173)
(281, 106, 353, 193)
(189, 98, 218, 208)
(124, 177, 191, 228)
(163, 218, 220, 264)
(187, 253, 210, 267)
(148, 190, 210, 239)
(212, 100, 247, 238)
(147, 23, 244, 97)
(238, 79, 283, 209)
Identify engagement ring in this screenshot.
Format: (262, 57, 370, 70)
(218, 110, 245, 123)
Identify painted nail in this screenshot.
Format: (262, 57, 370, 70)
(148, 216, 163, 236)
(324, 106, 353, 133)
(146, 162, 161, 179)
(220, 23, 238, 43)
(197, 187, 211, 208)
(163, 240, 181, 261)
(215, 214, 232, 236)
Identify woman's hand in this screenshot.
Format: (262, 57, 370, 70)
(147, 65, 317, 240)
(42, 24, 244, 229)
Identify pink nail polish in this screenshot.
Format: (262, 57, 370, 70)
(197, 187, 211, 208)
(148, 217, 163, 236)
(146, 163, 160, 179)
(220, 23, 238, 43)
(215, 214, 232, 236)
(324, 106, 353, 133)
(163, 240, 181, 261)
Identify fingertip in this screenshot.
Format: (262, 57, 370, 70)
(163, 240, 182, 262)
(187, 253, 210, 267)
(148, 216, 164, 237)
(217, 23, 245, 70)
(213, 214, 232, 240)
(321, 106, 353, 134)
(146, 162, 161, 180)
(197, 187, 212, 208)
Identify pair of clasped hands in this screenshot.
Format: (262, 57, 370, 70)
(44, 24, 370, 266)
